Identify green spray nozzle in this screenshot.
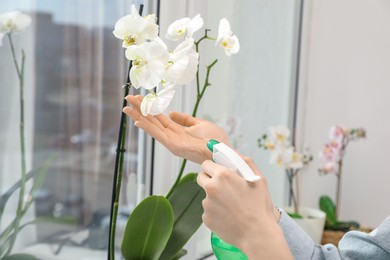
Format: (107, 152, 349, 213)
(207, 139, 220, 152)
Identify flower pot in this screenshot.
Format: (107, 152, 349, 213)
(284, 207, 326, 244)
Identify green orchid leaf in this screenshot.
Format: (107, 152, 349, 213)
(319, 195, 337, 226)
(177, 172, 198, 186)
(0, 171, 37, 223)
(121, 195, 174, 260)
(28, 154, 57, 201)
(164, 172, 198, 201)
(0, 154, 56, 224)
(333, 220, 360, 231)
(0, 154, 56, 254)
(171, 248, 187, 260)
(3, 253, 40, 259)
(19, 216, 77, 232)
(160, 173, 206, 260)
(287, 212, 303, 219)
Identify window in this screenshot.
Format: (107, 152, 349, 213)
(0, 1, 158, 258)
(1, 1, 302, 259)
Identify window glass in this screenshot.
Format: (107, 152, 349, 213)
(0, 1, 156, 258)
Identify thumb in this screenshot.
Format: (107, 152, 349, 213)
(169, 111, 199, 127)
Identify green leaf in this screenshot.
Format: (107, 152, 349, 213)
(171, 249, 187, 260)
(332, 220, 360, 231)
(160, 173, 206, 260)
(4, 254, 40, 260)
(319, 195, 337, 226)
(287, 212, 303, 219)
(19, 216, 77, 232)
(28, 154, 57, 201)
(121, 195, 174, 260)
(0, 154, 56, 254)
(0, 171, 37, 223)
(177, 173, 198, 186)
(0, 154, 56, 224)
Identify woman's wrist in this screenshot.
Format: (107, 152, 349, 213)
(240, 222, 293, 260)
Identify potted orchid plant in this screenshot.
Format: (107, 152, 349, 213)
(258, 126, 312, 216)
(258, 126, 326, 243)
(318, 126, 366, 232)
(109, 5, 239, 260)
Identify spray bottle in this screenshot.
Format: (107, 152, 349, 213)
(207, 139, 260, 260)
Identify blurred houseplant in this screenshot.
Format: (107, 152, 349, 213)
(0, 11, 60, 259)
(258, 126, 327, 243)
(258, 126, 312, 216)
(109, 5, 240, 259)
(318, 126, 366, 233)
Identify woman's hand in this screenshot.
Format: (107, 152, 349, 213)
(197, 158, 293, 259)
(123, 95, 231, 164)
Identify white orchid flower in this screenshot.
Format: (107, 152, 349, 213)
(264, 139, 276, 150)
(140, 84, 176, 116)
(269, 147, 292, 168)
(216, 18, 240, 56)
(125, 41, 169, 89)
(289, 152, 304, 169)
(0, 11, 31, 46)
(165, 14, 203, 41)
(164, 38, 199, 85)
(269, 148, 303, 170)
(269, 125, 291, 147)
(113, 5, 159, 48)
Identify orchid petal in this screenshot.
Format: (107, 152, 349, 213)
(140, 85, 176, 116)
(164, 38, 198, 85)
(165, 17, 190, 41)
(126, 41, 169, 89)
(216, 18, 232, 45)
(113, 5, 158, 48)
(0, 11, 31, 34)
(165, 14, 203, 41)
(216, 18, 240, 56)
(186, 14, 203, 38)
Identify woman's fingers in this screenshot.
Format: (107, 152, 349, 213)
(122, 106, 141, 121)
(133, 120, 168, 144)
(125, 95, 142, 111)
(124, 95, 167, 131)
(169, 111, 199, 127)
(155, 113, 180, 130)
(197, 171, 211, 189)
(201, 160, 232, 178)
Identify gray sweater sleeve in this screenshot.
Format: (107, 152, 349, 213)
(278, 209, 390, 259)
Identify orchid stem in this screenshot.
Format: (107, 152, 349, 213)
(192, 59, 218, 117)
(336, 159, 343, 219)
(108, 6, 144, 259)
(195, 29, 215, 96)
(108, 84, 129, 260)
(335, 137, 348, 219)
(2, 33, 27, 258)
(166, 58, 218, 198)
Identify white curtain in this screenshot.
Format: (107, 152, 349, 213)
(0, 0, 149, 257)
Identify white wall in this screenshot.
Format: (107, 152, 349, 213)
(297, 0, 390, 227)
